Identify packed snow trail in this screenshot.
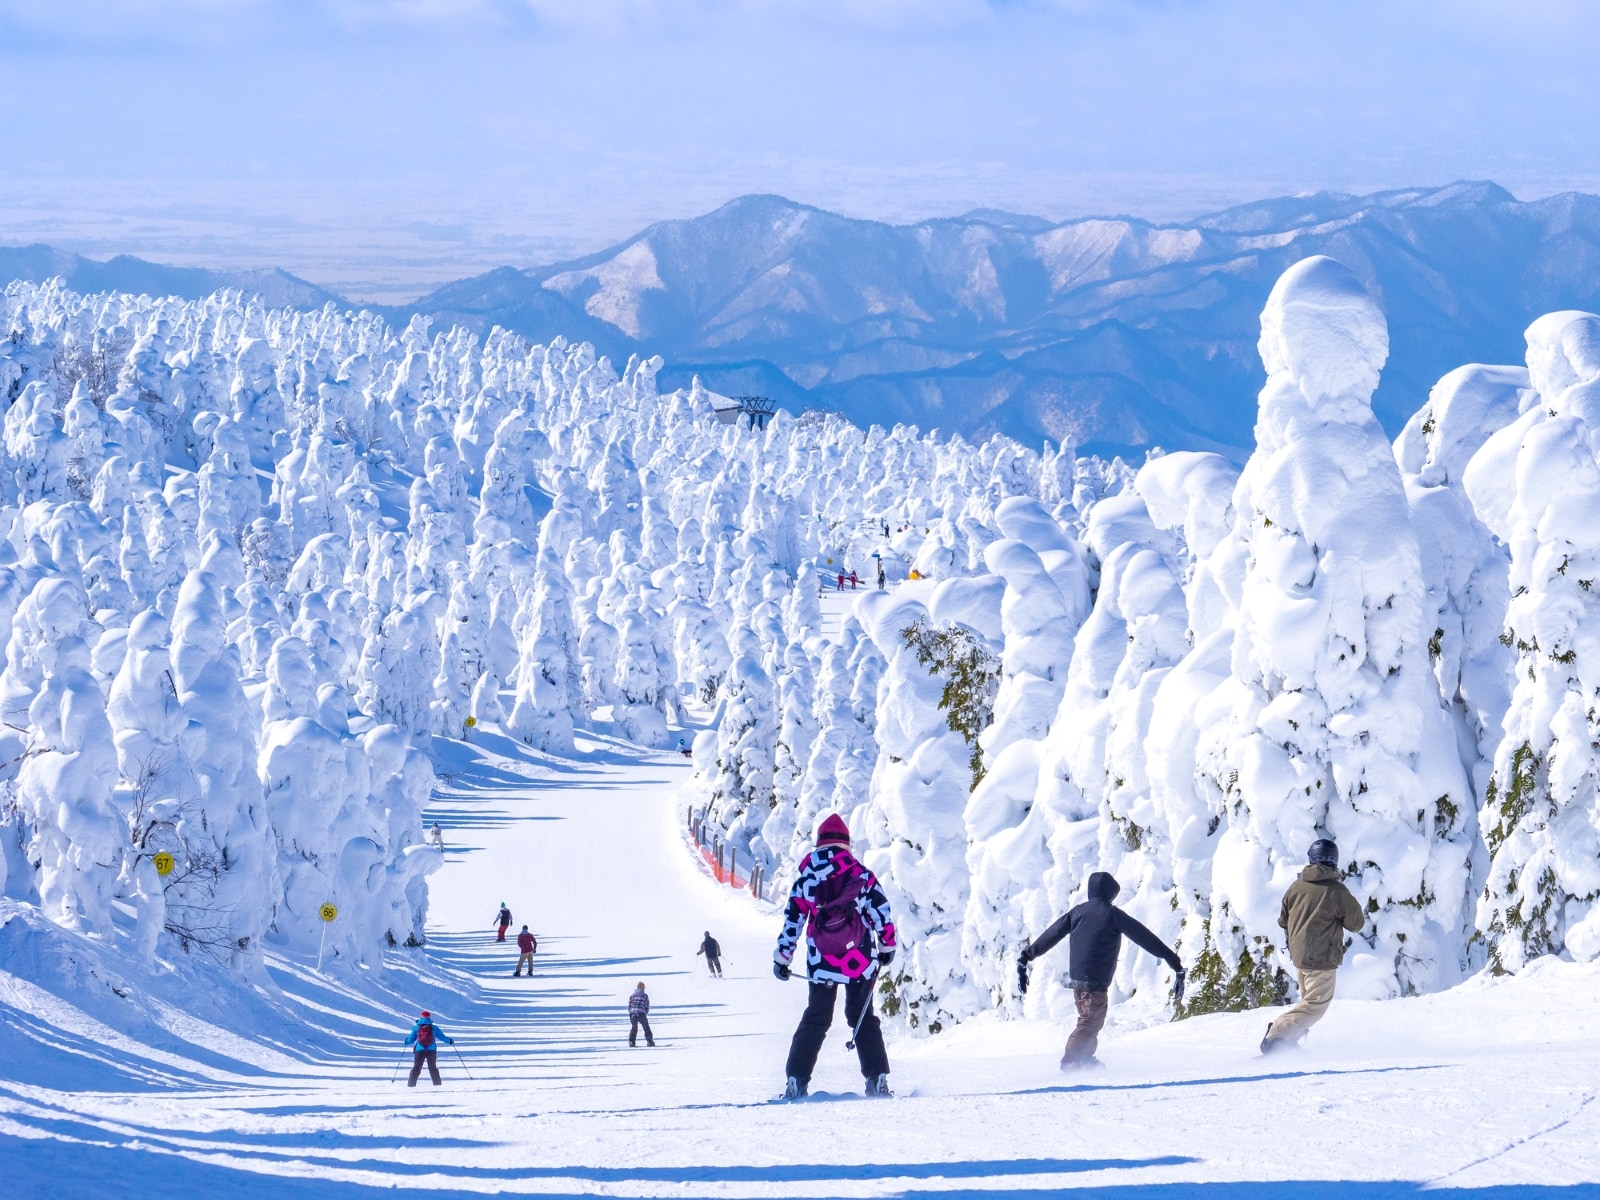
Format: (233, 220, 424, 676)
(8, 727, 1600, 1195)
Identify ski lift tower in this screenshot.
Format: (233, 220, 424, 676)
(712, 395, 776, 431)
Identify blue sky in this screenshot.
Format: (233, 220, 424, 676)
(2, 0, 1596, 297)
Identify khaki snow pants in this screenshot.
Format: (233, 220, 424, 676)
(515, 952, 534, 975)
(1063, 989, 1109, 1065)
(1267, 968, 1337, 1044)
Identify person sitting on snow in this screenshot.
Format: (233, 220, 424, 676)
(1260, 838, 1365, 1055)
(405, 1010, 455, 1087)
(1018, 871, 1183, 1070)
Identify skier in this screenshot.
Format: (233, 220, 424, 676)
(697, 930, 723, 977)
(493, 902, 512, 942)
(1017, 871, 1184, 1070)
(773, 813, 896, 1100)
(849, 569, 858, 590)
(405, 1010, 455, 1087)
(877, 563, 886, 590)
(514, 925, 537, 977)
(429, 822, 444, 849)
(628, 981, 656, 1047)
(837, 571, 846, 592)
(1260, 839, 1365, 1054)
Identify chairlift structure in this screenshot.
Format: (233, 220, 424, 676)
(712, 394, 776, 431)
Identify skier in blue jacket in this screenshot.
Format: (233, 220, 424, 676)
(405, 1010, 454, 1086)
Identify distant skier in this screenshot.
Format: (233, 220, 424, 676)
(1260, 839, 1365, 1055)
(405, 1010, 454, 1087)
(877, 563, 886, 590)
(493, 903, 512, 943)
(629, 982, 656, 1047)
(1018, 871, 1184, 1070)
(773, 813, 896, 1100)
(514, 925, 537, 977)
(429, 822, 444, 849)
(849, 569, 858, 590)
(837, 571, 846, 591)
(697, 931, 723, 977)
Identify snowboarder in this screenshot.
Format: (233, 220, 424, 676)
(1017, 871, 1184, 1070)
(773, 813, 896, 1100)
(405, 1010, 454, 1086)
(429, 822, 444, 849)
(493, 902, 512, 942)
(697, 931, 723, 977)
(514, 925, 537, 977)
(629, 982, 655, 1046)
(1260, 839, 1365, 1054)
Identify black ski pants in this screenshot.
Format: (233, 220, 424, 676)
(706, 955, 722, 977)
(785, 977, 888, 1085)
(408, 1048, 441, 1086)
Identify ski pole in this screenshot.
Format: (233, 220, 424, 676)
(451, 1043, 474, 1080)
(391, 1047, 409, 1083)
(845, 990, 872, 1051)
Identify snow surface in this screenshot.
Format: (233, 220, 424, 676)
(5, 727, 1600, 1196)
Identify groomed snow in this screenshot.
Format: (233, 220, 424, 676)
(3, 726, 1600, 1197)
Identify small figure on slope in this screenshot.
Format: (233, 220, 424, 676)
(773, 813, 896, 1100)
(493, 902, 512, 943)
(515, 925, 537, 977)
(697, 930, 723, 977)
(629, 982, 656, 1047)
(429, 822, 444, 849)
(1260, 840, 1365, 1055)
(406, 1011, 455, 1087)
(1018, 872, 1183, 1070)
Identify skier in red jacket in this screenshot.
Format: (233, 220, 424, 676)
(514, 926, 537, 977)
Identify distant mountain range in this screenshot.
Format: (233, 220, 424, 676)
(0, 243, 339, 311)
(10, 181, 1600, 457)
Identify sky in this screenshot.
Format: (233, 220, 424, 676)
(2, 0, 1598, 300)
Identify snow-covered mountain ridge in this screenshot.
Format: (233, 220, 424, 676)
(402, 182, 1600, 457)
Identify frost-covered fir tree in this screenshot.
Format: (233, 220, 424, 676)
(1187, 257, 1474, 1010)
(1471, 310, 1600, 969)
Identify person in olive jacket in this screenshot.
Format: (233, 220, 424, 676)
(1017, 871, 1184, 1069)
(1261, 838, 1365, 1054)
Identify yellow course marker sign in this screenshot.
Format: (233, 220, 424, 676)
(152, 851, 175, 877)
(319, 903, 339, 923)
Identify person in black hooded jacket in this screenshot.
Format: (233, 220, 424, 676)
(1018, 871, 1184, 1069)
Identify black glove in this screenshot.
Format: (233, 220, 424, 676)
(1172, 967, 1186, 1006)
(773, 962, 791, 981)
(1017, 956, 1030, 995)
(877, 949, 895, 967)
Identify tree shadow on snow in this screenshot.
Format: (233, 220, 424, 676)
(4, 1129, 1597, 1200)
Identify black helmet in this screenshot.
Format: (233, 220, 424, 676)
(1307, 838, 1339, 867)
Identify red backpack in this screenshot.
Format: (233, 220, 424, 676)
(415, 1021, 435, 1049)
(810, 855, 873, 979)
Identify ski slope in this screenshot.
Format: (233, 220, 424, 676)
(5, 726, 1600, 1197)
